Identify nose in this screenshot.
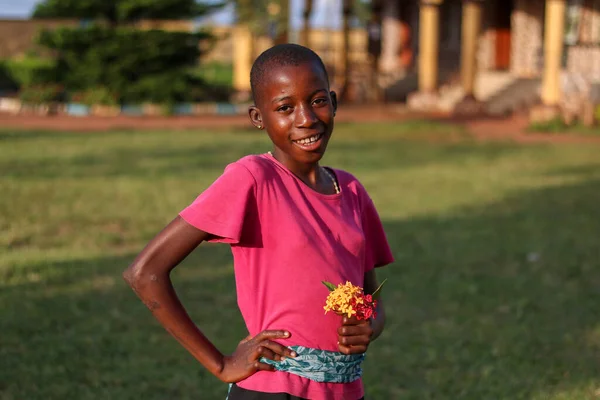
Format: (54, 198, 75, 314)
(295, 104, 318, 128)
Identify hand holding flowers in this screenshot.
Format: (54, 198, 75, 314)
(322, 280, 387, 355)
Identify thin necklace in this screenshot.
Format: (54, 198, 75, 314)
(267, 151, 340, 194)
(322, 167, 340, 195)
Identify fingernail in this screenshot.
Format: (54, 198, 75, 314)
(284, 331, 290, 337)
(291, 352, 297, 357)
(281, 356, 286, 361)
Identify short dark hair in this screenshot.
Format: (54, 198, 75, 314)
(250, 44, 329, 103)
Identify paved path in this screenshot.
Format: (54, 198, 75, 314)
(1, 106, 598, 144)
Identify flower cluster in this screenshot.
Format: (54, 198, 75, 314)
(349, 293, 377, 320)
(323, 281, 378, 321)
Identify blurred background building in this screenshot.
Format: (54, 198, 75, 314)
(0, 0, 598, 121)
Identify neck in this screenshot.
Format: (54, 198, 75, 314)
(270, 149, 330, 192)
(271, 149, 319, 179)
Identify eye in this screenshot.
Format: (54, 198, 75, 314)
(312, 98, 328, 106)
(277, 105, 292, 112)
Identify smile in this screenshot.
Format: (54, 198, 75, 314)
(292, 133, 323, 146)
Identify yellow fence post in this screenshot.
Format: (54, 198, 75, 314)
(461, 0, 483, 98)
(233, 25, 253, 93)
(419, 0, 443, 93)
(541, 0, 566, 106)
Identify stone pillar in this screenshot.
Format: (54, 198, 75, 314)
(541, 0, 566, 106)
(419, 0, 443, 93)
(511, 0, 545, 77)
(380, 0, 401, 75)
(461, 0, 483, 98)
(233, 26, 253, 93)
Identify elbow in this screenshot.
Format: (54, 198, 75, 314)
(123, 258, 164, 291)
(122, 265, 136, 287)
(122, 261, 145, 289)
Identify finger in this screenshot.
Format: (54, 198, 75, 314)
(338, 334, 371, 347)
(259, 340, 297, 359)
(338, 324, 373, 337)
(255, 361, 276, 372)
(252, 345, 278, 361)
(342, 316, 362, 326)
(239, 334, 253, 344)
(338, 343, 368, 355)
(256, 330, 291, 341)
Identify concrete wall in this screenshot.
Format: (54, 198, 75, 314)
(0, 19, 78, 58)
(565, 1, 600, 82)
(510, 0, 545, 77)
(206, 25, 371, 70)
(0, 19, 223, 60)
(0, 19, 371, 67)
(510, 0, 600, 81)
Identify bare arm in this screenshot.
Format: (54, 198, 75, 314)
(123, 216, 294, 383)
(123, 216, 225, 375)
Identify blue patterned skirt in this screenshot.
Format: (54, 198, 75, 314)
(226, 346, 365, 399)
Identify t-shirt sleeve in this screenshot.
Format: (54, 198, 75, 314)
(179, 162, 256, 244)
(361, 191, 394, 272)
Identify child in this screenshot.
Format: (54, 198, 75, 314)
(123, 44, 394, 400)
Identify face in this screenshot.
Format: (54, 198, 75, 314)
(249, 61, 337, 168)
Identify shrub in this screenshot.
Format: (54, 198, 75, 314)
(5, 56, 59, 88)
(19, 83, 63, 105)
(80, 86, 119, 106)
(0, 60, 19, 93)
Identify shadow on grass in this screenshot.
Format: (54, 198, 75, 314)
(0, 245, 242, 400)
(2, 173, 600, 399)
(366, 174, 600, 399)
(545, 164, 600, 179)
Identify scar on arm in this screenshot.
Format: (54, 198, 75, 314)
(146, 300, 161, 311)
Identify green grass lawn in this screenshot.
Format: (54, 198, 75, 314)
(1, 122, 600, 400)
(528, 119, 600, 136)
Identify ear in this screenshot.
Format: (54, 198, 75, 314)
(330, 91, 338, 116)
(248, 106, 264, 130)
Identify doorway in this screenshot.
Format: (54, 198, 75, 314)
(492, 0, 514, 70)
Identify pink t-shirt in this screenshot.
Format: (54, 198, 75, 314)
(180, 153, 394, 400)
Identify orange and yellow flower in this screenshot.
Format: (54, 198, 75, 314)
(323, 281, 379, 320)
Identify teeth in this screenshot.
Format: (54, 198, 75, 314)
(296, 134, 321, 145)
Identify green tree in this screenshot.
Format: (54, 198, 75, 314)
(34, 0, 221, 24)
(32, 0, 228, 104)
